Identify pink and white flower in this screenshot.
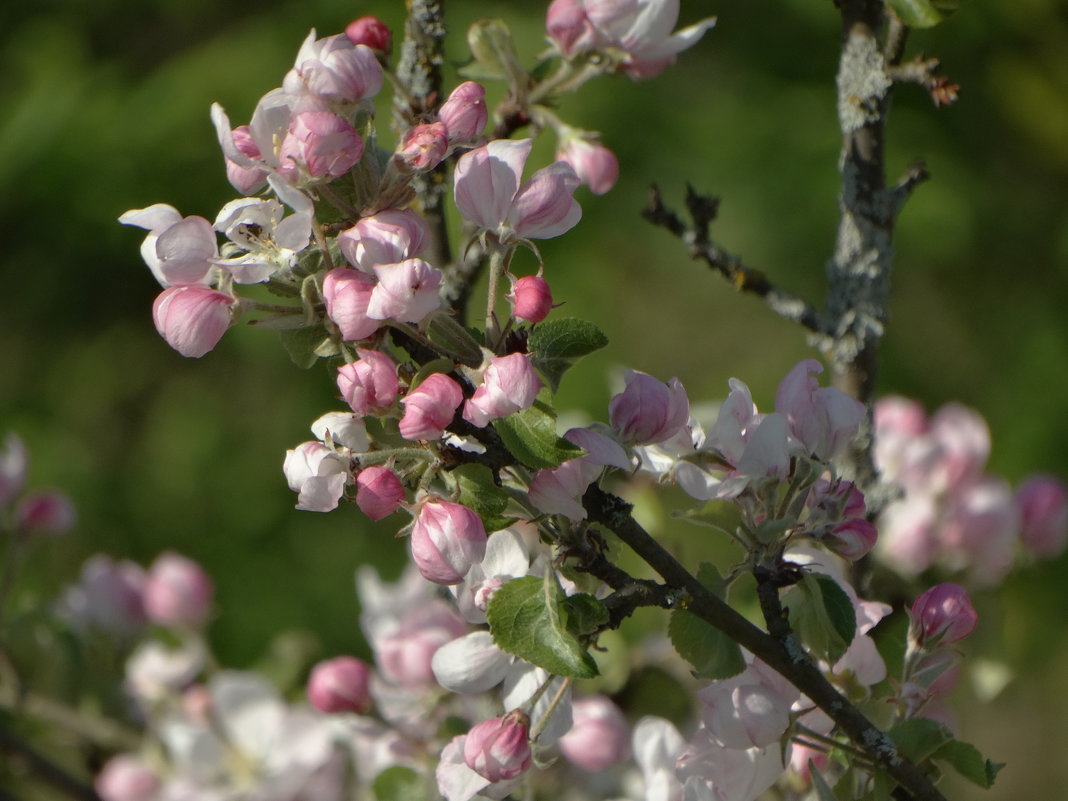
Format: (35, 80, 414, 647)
(152, 285, 235, 358)
(463, 353, 542, 427)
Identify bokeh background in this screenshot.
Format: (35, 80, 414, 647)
(2, 0, 1067, 797)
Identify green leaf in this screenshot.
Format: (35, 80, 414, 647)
(409, 358, 457, 390)
(454, 464, 515, 532)
(461, 19, 527, 85)
(886, 0, 957, 27)
(783, 574, 856, 664)
(424, 310, 484, 367)
(563, 593, 609, 636)
(889, 718, 952, 763)
(486, 574, 599, 678)
(373, 766, 427, 801)
(492, 402, 585, 469)
(933, 739, 1003, 788)
(279, 326, 330, 369)
(668, 564, 746, 680)
(528, 318, 609, 392)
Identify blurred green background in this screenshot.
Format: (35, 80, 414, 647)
(2, 0, 1067, 797)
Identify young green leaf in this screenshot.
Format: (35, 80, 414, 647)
(454, 463, 516, 532)
(668, 563, 745, 680)
(782, 574, 856, 665)
(280, 326, 330, 369)
(932, 739, 1003, 788)
(492, 402, 585, 469)
(486, 574, 598, 679)
(528, 318, 609, 392)
(373, 766, 427, 801)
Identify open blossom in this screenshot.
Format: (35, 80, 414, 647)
(338, 209, 430, 272)
(119, 204, 218, 287)
(609, 370, 690, 445)
(698, 658, 798, 749)
(556, 136, 619, 195)
(283, 441, 349, 512)
(367, 258, 443, 323)
(283, 30, 383, 104)
(463, 353, 542, 427)
(278, 110, 363, 180)
(225, 125, 270, 194)
(775, 359, 865, 461)
(454, 139, 581, 243)
(374, 598, 467, 688)
(152, 285, 235, 358)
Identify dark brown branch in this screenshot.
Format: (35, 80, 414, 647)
(643, 185, 829, 338)
(582, 485, 947, 801)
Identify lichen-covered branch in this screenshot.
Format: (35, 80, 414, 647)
(642, 185, 830, 338)
(582, 485, 948, 801)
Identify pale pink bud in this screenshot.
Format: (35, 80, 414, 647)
(439, 81, 488, 144)
(609, 370, 690, 445)
(284, 33, 383, 104)
(942, 476, 1018, 584)
(16, 491, 75, 534)
(508, 275, 554, 323)
(152, 285, 235, 358)
(367, 258, 443, 323)
(558, 695, 629, 771)
(225, 125, 269, 194)
(375, 600, 466, 688)
(307, 655, 373, 713)
(929, 403, 991, 490)
(399, 374, 464, 441)
(143, 552, 214, 628)
(410, 500, 488, 585)
(878, 494, 940, 576)
(355, 466, 405, 521)
(95, 754, 159, 801)
(398, 122, 449, 172)
(322, 267, 382, 341)
(69, 555, 147, 636)
(464, 710, 532, 782)
(345, 16, 392, 52)
(282, 441, 348, 512)
(278, 111, 363, 180)
(825, 518, 878, 560)
(909, 583, 978, 646)
(775, 359, 865, 461)
(463, 353, 542, 427)
(337, 350, 399, 415)
(546, 0, 600, 56)
(0, 432, 28, 508)
(338, 209, 430, 272)
(557, 138, 619, 195)
(1016, 473, 1068, 558)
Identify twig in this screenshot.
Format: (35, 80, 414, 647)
(582, 484, 948, 801)
(642, 185, 830, 340)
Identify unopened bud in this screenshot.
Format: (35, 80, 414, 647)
(464, 710, 532, 782)
(1016, 473, 1068, 559)
(399, 373, 463, 441)
(95, 754, 159, 801)
(152, 285, 235, 359)
(355, 465, 406, 521)
(322, 268, 382, 341)
(398, 122, 449, 172)
(508, 275, 554, 323)
(410, 500, 487, 585)
(143, 552, 214, 628)
(439, 81, 488, 144)
(558, 695, 629, 771)
(908, 583, 978, 647)
(307, 655, 373, 714)
(16, 491, 75, 534)
(556, 137, 619, 195)
(346, 16, 392, 53)
(609, 370, 690, 445)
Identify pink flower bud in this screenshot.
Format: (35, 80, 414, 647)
(463, 353, 542, 427)
(95, 754, 159, 801)
(410, 500, 487, 585)
(928, 403, 991, 491)
(557, 137, 619, 195)
(464, 710, 532, 782)
(143, 552, 214, 628)
(399, 373, 464, 441)
(825, 517, 878, 560)
(398, 122, 450, 172)
(609, 370, 690, 445)
(375, 600, 466, 688)
(338, 209, 430, 272)
(508, 275, 554, 323)
(307, 655, 373, 713)
(1016, 473, 1068, 558)
(546, 0, 599, 56)
(322, 267, 382, 341)
(338, 350, 399, 415)
(284, 33, 383, 104)
(278, 111, 363, 180)
(0, 432, 28, 508)
(909, 583, 978, 647)
(558, 695, 630, 771)
(345, 16, 392, 52)
(152, 285, 235, 358)
(356, 466, 405, 521)
(942, 476, 1018, 585)
(66, 555, 147, 636)
(439, 81, 488, 144)
(225, 124, 269, 195)
(367, 258, 443, 323)
(775, 359, 865, 461)
(16, 491, 75, 534)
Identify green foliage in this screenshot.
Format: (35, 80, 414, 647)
(889, 718, 1002, 789)
(782, 574, 856, 665)
(454, 463, 516, 531)
(886, 0, 961, 28)
(668, 563, 746, 679)
(424, 310, 484, 367)
(373, 766, 428, 801)
(486, 573, 599, 679)
(528, 317, 609, 393)
(280, 326, 333, 369)
(492, 400, 585, 469)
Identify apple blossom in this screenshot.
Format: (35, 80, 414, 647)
(367, 258, 443, 323)
(698, 659, 798, 749)
(398, 122, 449, 172)
(609, 370, 690, 445)
(283, 441, 349, 512)
(453, 138, 581, 243)
(507, 274, 554, 322)
(224, 124, 270, 194)
(338, 208, 430, 272)
(1016, 473, 1068, 558)
(307, 656, 373, 714)
(464, 711, 532, 782)
(374, 599, 467, 688)
(94, 754, 160, 801)
(556, 136, 619, 194)
(410, 500, 488, 585)
(546, 0, 601, 57)
(439, 81, 488, 144)
(283, 31, 383, 104)
(558, 695, 630, 771)
(346, 16, 392, 52)
(58, 555, 147, 637)
(0, 432, 28, 507)
(151, 285, 235, 358)
(143, 552, 214, 628)
(463, 353, 542, 427)
(277, 110, 363, 180)
(323, 267, 382, 341)
(399, 373, 464, 441)
(355, 465, 405, 521)
(15, 490, 75, 535)
(775, 359, 865, 461)
(337, 349, 399, 415)
(119, 204, 218, 287)
(909, 583, 979, 647)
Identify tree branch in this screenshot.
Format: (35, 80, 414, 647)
(582, 485, 947, 801)
(642, 185, 830, 339)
